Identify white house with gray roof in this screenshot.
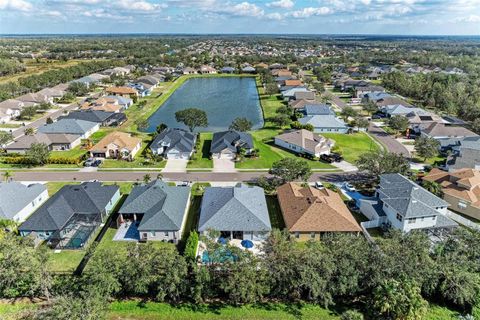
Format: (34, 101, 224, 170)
(198, 184, 271, 241)
(359, 173, 457, 233)
(118, 180, 191, 243)
(210, 130, 254, 159)
(0, 182, 48, 223)
(38, 119, 99, 139)
(150, 128, 196, 159)
(298, 114, 349, 134)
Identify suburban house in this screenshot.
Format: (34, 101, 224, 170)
(446, 136, 480, 171)
(199, 65, 217, 74)
(37, 87, 66, 101)
(118, 180, 191, 243)
(424, 168, 480, 220)
(183, 67, 197, 75)
(406, 110, 445, 134)
(198, 184, 272, 241)
(274, 129, 334, 157)
(72, 73, 109, 87)
(281, 87, 309, 100)
(128, 83, 152, 97)
(81, 96, 132, 113)
(38, 119, 99, 139)
(221, 66, 236, 74)
(359, 173, 458, 233)
(59, 110, 127, 127)
(355, 85, 385, 98)
(210, 130, 254, 159)
(0, 99, 23, 122)
(363, 91, 391, 102)
(90, 131, 142, 160)
(375, 96, 413, 109)
(302, 104, 335, 116)
(18, 182, 120, 249)
(0, 182, 48, 223)
(5, 133, 82, 153)
(106, 86, 138, 98)
(380, 105, 423, 117)
(17, 92, 52, 105)
(420, 123, 478, 142)
(277, 183, 361, 240)
(289, 99, 317, 110)
(298, 114, 349, 134)
(293, 91, 315, 101)
(150, 128, 196, 159)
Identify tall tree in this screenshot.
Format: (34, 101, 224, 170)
(414, 136, 439, 161)
(341, 106, 357, 122)
(26, 143, 50, 166)
(356, 151, 409, 180)
(270, 158, 312, 182)
(229, 117, 252, 132)
(0, 131, 13, 146)
(388, 115, 410, 136)
(175, 108, 208, 132)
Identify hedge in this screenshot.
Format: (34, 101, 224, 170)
(184, 231, 199, 262)
(1, 155, 83, 165)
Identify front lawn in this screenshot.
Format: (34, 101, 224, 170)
(187, 133, 213, 169)
(236, 129, 336, 170)
(50, 146, 86, 160)
(100, 142, 166, 169)
(322, 132, 379, 163)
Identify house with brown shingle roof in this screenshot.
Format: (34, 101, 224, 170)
(274, 129, 334, 157)
(420, 123, 478, 141)
(90, 131, 142, 160)
(277, 183, 361, 240)
(105, 86, 138, 98)
(423, 168, 480, 220)
(284, 79, 303, 87)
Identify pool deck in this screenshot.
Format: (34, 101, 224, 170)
(113, 222, 140, 241)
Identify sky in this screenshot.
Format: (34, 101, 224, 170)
(0, 0, 479, 35)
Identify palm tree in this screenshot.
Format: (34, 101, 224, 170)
(24, 127, 35, 136)
(143, 174, 151, 184)
(422, 180, 443, 197)
(2, 171, 12, 182)
(156, 173, 163, 180)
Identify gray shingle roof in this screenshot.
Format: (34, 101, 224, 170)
(378, 173, 449, 218)
(198, 184, 271, 232)
(59, 110, 116, 123)
(299, 115, 348, 129)
(38, 119, 97, 135)
(151, 128, 196, 154)
(0, 182, 47, 220)
(210, 131, 253, 153)
(119, 180, 190, 231)
(304, 104, 335, 116)
(18, 182, 119, 232)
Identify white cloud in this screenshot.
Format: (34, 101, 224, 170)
(288, 6, 332, 18)
(265, 12, 284, 20)
(267, 0, 294, 9)
(455, 14, 480, 22)
(116, 0, 167, 12)
(212, 2, 264, 17)
(0, 0, 33, 11)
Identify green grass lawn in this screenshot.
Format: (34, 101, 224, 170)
(47, 249, 86, 273)
(187, 133, 213, 169)
(100, 142, 166, 169)
(50, 147, 86, 160)
(108, 301, 341, 320)
(322, 132, 380, 163)
(266, 195, 285, 229)
(95, 228, 175, 254)
(236, 129, 336, 170)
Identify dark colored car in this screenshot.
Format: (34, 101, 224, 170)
(330, 152, 343, 162)
(372, 113, 386, 119)
(320, 154, 335, 163)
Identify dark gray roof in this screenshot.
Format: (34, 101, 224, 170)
(59, 110, 117, 123)
(210, 131, 253, 153)
(198, 184, 271, 232)
(447, 147, 480, 170)
(151, 128, 196, 154)
(119, 180, 190, 232)
(19, 182, 119, 232)
(378, 173, 449, 218)
(38, 119, 97, 135)
(0, 182, 47, 220)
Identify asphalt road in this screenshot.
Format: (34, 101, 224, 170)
(9, 170, 368, 184)
(368, 123, 411, 158)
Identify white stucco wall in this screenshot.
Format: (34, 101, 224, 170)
(13, 189, 49, 223)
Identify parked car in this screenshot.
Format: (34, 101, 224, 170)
(343, 182, 356, 192)
(84, 158, 102, 167)
(320, 154, 335, 163)
(372, 113, 386, 119)
(330, 152, 343, 162)
(315, 181, 324, 189)
(177, 181, 190, 187)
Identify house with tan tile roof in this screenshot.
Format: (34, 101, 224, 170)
(423, 168, 480, 220)
(105, 86, 138, 98)
(277, 183, 361, 240)
(274, 129, 334, 157)
(90, 131, 142, 160)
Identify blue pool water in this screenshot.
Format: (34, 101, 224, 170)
(144, 77, 264, 132)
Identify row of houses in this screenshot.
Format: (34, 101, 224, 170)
(8, 179, 362, 248)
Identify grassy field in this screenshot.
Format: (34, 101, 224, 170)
(108, 301, 341, 320)
(0, 59, 92, 85)
(187, 133, 213, 169)
(47, 249, 86, 273)
(322, 132, 380, 163)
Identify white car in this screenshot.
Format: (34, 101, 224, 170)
(343, 183, 356, 192)
(315, 181, 324, 189)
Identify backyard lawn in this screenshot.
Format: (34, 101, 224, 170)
(266, 195, 285, 229)
(322, 132, 380, 163)
(187, 133, 213, 169)
(47, 249, 86, 273)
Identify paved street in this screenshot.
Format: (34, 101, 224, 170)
(9, 170, 366, 184)
(368, 123, 410, 157)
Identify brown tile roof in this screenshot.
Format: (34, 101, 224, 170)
(106, 87, 138, 95)
(285, 80, 303, 86)
(289, 99, 316, 109)
(424, 168, 480, 208)
(91, 131, 141, 153)
(277, 183, 361, 233)
(375, 96, 412, 107)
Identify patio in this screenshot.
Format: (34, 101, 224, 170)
(113, 221, 140, 241)
(197, 237, 264, 264)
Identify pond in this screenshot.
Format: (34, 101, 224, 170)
(144, 77, 264, 132)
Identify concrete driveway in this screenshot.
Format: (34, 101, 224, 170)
(368, 123, 411, 157)
(213, 158, 236, 172)
(163, 159, 188, 173)
(332, 160, 358, 172)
